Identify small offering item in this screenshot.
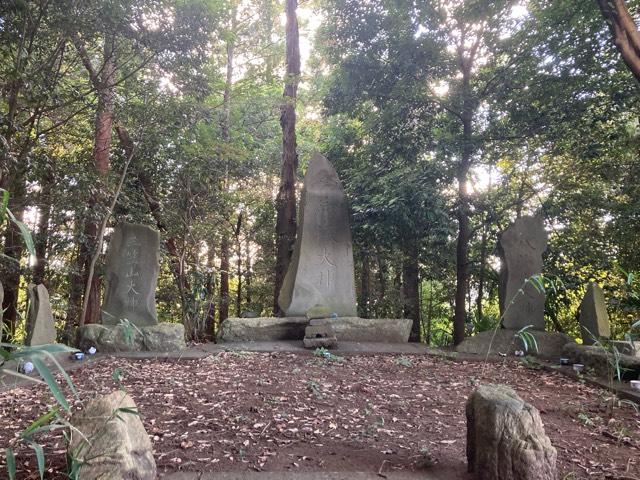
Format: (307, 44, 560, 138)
(572, 363, 584, 373)
(630, 380, 640, 392)
(560, 357, 570, 365)
(20, 361, 34, 374)
(87, 346, 97, 355)
(73, 352, 85, 361)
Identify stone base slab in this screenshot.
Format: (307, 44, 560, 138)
(455, 329, 574, 359)
(217, 317, 412, 343)
(563, 343, 640, 380)
(77, 323, 186, 353)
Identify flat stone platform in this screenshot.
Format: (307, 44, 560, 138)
(217, 317, 412, 343)
(162, 471, 449, 480)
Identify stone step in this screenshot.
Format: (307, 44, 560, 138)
(161, 472, 446, 480)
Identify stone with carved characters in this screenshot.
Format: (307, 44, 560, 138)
(278, 153, 357, 317)
(102, 223, 159, 327)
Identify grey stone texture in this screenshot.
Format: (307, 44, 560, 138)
(26, 284, 56, 346)
(218, 317, 412, 343)
(611, 340, 640, 357)
(303, 318, 337, 349)
(278, 153, 357, 317)
(497, 216, 548, 330)
(306, 304, 334, 320)
(455, 329, 573, 359)
(77, 323, 185, 353)
(69, 390, 156, 480)
(563, 343, 640, 380)
(102, 223, 160, 327)
(578, 282, 610, 345)
(0, 281, 4, 334)
(466, 384, 557, 480)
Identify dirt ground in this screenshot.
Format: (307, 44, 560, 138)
(1, 352, 639, 479)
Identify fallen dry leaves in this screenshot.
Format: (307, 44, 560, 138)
(0, 352, 638, 479)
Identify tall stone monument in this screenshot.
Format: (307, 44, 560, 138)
(278, 152, 357, 317)
(26, 284, 56, 345)
(102, 223, 159, 326)
(578, 282, 610, 345)
(498, 216, 548, 330)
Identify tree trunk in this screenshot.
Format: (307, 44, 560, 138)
(33, 167, 54, 285)
(205, 243, 216, 338)
(360, 249, 371, 318)
(402, 254, 421, 342)
(452, 68, 474, 345)
(245, 236, 252, 307)
(476, 224, 488, 327)
(597, 0, 640, 83)
(273, 0, 300, 314)
(77, 34, 116, 326)
(219, 235, 230, 322)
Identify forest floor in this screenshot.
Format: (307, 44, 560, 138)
(1, 351, 639, 479)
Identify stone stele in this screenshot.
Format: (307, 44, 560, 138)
(497, 216, 548, 330)
(26, 284, 56, 346)
(578, 282, 610, 345)
(102, 223, 159, 327)
(278, 152, 357, 317)
(68, 390, 156, 480)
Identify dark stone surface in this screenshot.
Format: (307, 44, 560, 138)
(578, 282, 610, 345)
(466, 384, 557, 480)
(218, 317, 412, 343)
(562, 342, 640, 379)
(278, 153, 357, 317)
(26, 284, 56, 346)
(497, 216, 548, 330)
(455, 329, 573, 359)
(77, 323, 185, 353)
(102, 223, 160, 327)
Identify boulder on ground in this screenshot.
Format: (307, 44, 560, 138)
(217, 317, 412, 343)
(68, 390, 156, 480)
(466, 384, 557, 480)
(563, 343, 640, 379)
(77, 322, 185, 353)
(456, 329, 573, 359)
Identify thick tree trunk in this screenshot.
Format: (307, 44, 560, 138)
(273, 0, 300, 314)
(77, 35, 116, 326)
(402, 254, 421, 342)
(597, 0, 640, 83)
(33, 168, 53, 285)
(205, 244, 216, 338)
(476, 225, 488, 326)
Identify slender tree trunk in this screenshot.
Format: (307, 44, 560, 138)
(452, 69, 474, 345)
(360, 249, 371, 318)
(219, 235, 230, 321)
(33, 167, 53, 285)
(376, 248, 387, 317)
(236, 242, 242, 317)
(205, 243, 216, 338)
(245, 236, 252, 307)
(402, 253, 421, 342)
(476, 224, 487, 326)
(273, 0, 300, 314)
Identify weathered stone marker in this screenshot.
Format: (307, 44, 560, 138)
(578, 282, 610, 345)
(497, 216, 548, 330)
(102, 223, 160, 326)
(466, 384, 557, 480)
(278, 153, 357, 317)
(69, 390, 156, 479)
(26, 284, 56, 345)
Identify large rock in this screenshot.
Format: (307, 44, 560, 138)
(497, 216, 548, 330)
(456, 329, 573, 359)
(563, 343, 640, 380)
(218, 317, 412, 343)
(278, 153, 357, 317)
(466, 384, 557, 480)
(69, 390, 156, 480)
(102, 223, 160, 327)
(26, 284, 56, 346)
(77, 323, 185, 353)
(578, 282, 610, 345)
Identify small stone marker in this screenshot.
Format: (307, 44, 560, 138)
(497, 216, 548, 330)
(26, 284, 56, 346)
(278, 153, 357, 317)
(578, 282, 610, 345)
(466, 384, 557, 480)
(102, 223, 160, 327)
(69, 390, 156, 480)
(303, 318, 338, 349)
